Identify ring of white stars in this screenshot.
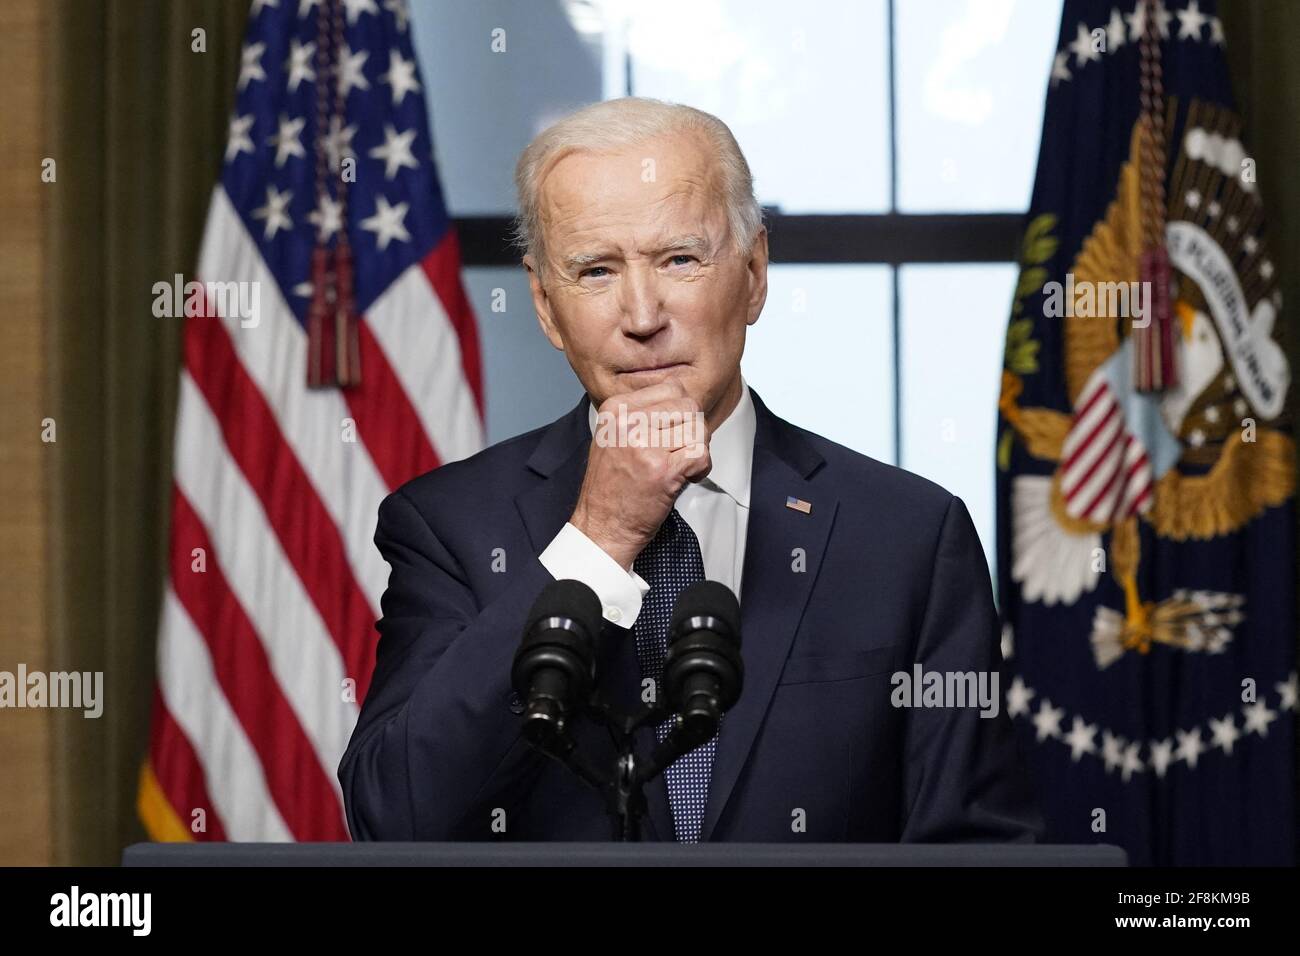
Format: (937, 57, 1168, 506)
(1052, 1, 1224, 89)
(1004, 670, 1297, 780)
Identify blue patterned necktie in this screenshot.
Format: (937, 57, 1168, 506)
(633, 509, 718, 843)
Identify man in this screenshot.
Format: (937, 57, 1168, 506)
(339, 97, 1043, 843)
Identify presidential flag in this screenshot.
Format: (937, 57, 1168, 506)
(996, 0, 1295, 865)
(138, 0, 483, 841)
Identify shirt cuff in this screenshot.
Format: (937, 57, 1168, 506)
(538, 522, 650, 628)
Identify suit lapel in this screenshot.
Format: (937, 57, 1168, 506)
(698, 390, 838, 841)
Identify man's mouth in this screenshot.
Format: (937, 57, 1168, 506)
(619, 362, 687, 375)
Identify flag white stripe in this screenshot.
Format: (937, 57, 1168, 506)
(1062, 407, 1122, 495)
(173, 372, 356, 799)
(197, 187, 390, 617)
(157, 589, 293, 842)
(366, 262, 484, 465)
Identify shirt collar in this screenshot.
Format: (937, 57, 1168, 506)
(586, 376, 756, 509)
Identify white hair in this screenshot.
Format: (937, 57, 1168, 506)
(512, 97, 763, 273)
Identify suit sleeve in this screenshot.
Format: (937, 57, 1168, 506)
(338, 488, 553, 840)
(898, 495, 1046, 843)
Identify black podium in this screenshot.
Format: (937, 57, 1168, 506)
(122, 842, 1127, 867)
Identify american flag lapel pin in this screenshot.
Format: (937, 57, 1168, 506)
(785, 496, 812, 514)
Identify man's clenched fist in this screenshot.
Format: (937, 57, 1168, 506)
(570, 379, 711, 571)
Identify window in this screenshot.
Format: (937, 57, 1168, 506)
(412, 0, 1062, 573)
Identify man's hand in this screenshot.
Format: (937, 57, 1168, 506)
(570, 379, 712, 570)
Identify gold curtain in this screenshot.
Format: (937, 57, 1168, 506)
(44, 0, 246, 866)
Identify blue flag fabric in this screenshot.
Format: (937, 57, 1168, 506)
(996, 0, 1295, 866)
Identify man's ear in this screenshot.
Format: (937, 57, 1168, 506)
(745, 226, 769, 327)
(524, 254, 566, 351)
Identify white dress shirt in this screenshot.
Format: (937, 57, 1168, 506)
(538, 378, 756, 628)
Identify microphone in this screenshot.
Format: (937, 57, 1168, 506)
(662, 581, 744, 750)
(511, 579, 603, 745)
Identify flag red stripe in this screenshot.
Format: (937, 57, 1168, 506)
(170, 488, 349, 841)
(1080, 434, 1132, 517)
(147, 685, 229, 842)
(184, 312, 377, 700)
(1063, 419, 1126, 499)
(422, 230, 485, 420)
(342, 320, 443, 491)
(1062, 401, 1120, 473)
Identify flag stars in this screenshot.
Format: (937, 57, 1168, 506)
(1242, 700, 1278, 737)
(1226, 214, 1239, 233)
(1105, 8, 1127, 51)
(1125, 1, 1147, 42)
(1242, 234, 1259, 255)
(369, 124, 419, 179)
(1208, 714, 1239, 754)
(252, 185, 294, 239)
(1277, 673, 1298, 712)
(384, 0, 409, 32)
(1005, 675, 1034, 717)
(338, 45, 370, 97)
(1175, 726, 1205, 767)
(1148, 737, 1175, 777)
(1120, 741, 1144, 781)
(323, 115, 357, 172)
(1063, 715, 1098, 761)
(1185, 189, 1201, 209)
(225, 113, 255, 162)
(1069, 22, 1101, 67)
(285, 38, 316, 92)
(238, 41, 267, 91)
(1259, 260, 1274, 280)
(1101, 731, 1126, 773)
(379, 49, 421, 105)
(309, 193, 344, 242)
(1206, 199, 1221, 218)
(297, 0, 322, 16)
(1176, 0, 1209, 41)
(361, 194, 411, 249)
(1050, 51, 1072, 87)
(1031, 698, 1064, 741)
(268, 113, 306, 167)
(1152, 0, 1173, 39)
(342, 0, 379, 25)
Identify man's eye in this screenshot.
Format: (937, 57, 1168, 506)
(667, 255, 696, 267)
(582, 266, 610, 279)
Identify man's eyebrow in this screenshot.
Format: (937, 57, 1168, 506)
(562, 234, 712, 272)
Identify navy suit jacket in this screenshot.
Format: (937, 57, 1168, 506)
(339, 387, 1044, 842)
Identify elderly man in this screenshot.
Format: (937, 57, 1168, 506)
(339, 97, 1043, 843)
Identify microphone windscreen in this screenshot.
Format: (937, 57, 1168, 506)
(671, 581, 741, 643)
(526, 578, 603, 641)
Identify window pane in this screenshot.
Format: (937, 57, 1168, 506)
(412, 0, 603, 215)
(896, 0, 1060, 212)
(899, 264, 1016, 574)
(462, 266, 584, 442)
(744, 265, 894, 464)
(627, 0, 891, 213)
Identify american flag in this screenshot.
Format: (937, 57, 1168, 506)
(138, 0, 483, 841)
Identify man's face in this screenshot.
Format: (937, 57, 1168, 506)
(524, 130, 768, 423)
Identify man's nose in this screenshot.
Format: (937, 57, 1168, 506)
(618, 266, 667, 338)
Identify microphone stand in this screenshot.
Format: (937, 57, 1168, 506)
(523, 696, 713, 841)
